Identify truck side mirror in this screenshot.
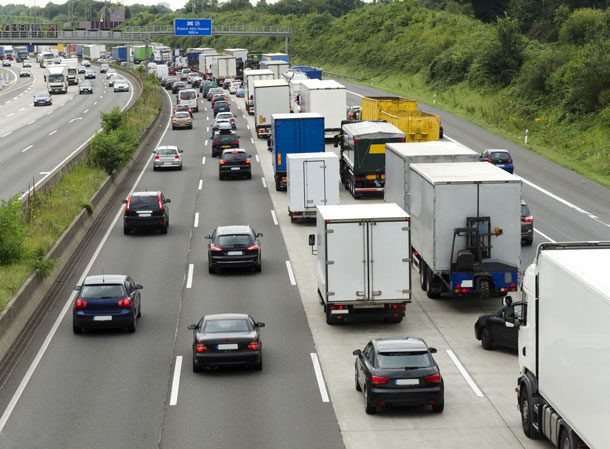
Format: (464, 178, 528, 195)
(502, 295, 513, 306)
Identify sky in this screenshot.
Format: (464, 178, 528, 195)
(0, 0, 265, 10)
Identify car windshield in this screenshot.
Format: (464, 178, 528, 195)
(130, 196, 158, 209)
(490, 152, 510, 162)
(217, 234, 253, 246)
(158, 148, 178, 156)
(377, 352, 433, 369)
(81, 284, 124, 299)
(216, 134, 236, 143)
(223, 152, 247, 161)
(215, 101, 229, 108)
(36, 92, 48, 97)
(203, 319, 250, 333)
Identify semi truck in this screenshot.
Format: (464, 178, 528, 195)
(62, 58, 79, 85)
(409, 162, 521, 299)
(132, 46, 152, 63)
(298, 80, 346, 138)
(260, 60, 289, 79)
(15, 46, 28, 60)
(287, 152, 339, 222)
(336, 121, 405, 198)
(212, 56, 237, 86)
(244, 69, 274, 114)
(199, 53, 220, 78)
(39, 51, 54, 68)
(270, 113, 325, 191)
(514, 241, 610, 449)
(46, 65, 68, 94)
(223, 48, 248, 63)
(253, 79, 290, 138)
(111, 46, 128, 62)
(82, 45, 102, 60)
(309, 203, 411, 324)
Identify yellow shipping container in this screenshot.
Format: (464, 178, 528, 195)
(380, 110, 440, 142)
(51, 44, 64, 52)
(361, 96, 417, 121)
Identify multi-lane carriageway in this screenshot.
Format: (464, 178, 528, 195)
(0, 69, 608, 449)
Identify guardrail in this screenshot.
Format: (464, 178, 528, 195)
(322, 71, 362, 81)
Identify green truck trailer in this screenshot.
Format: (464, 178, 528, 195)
(133, 46, 152, 63)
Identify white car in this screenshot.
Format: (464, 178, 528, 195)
(82, 60, 91, 67)
(113, 79, 129, 92)
(106, 69, 116, 79)
(100, 63, 109, 73)
(229, 81, 241, 95)
(23, 60, 31, 68)
(2, 59, 10, 67)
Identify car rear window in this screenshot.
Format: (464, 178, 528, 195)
(214, 101, 229, 108)
(158, 148, 177, 156)
(217, 234, 254, 246)
(203, 319, 251, 333)
(490, 152, 511, 162)
(179, 90, 196, 100)
(215, 134, 237, 143)
(377, 352, 433, 369)
(175, 112, 190, 118)
(81, 284, 125, 298)
(222, 152, 247, 161)
(521, 204, 530, 217)
(130, 195, 158, 209)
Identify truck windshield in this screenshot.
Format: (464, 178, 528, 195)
(48, 74, 64, 82)
(68, 68, 76, 74)
(43, 54, 54, 60)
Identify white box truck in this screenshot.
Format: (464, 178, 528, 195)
(309, 204, 411, 324)
(410, 162, 521, 299)
(46, 65, 68, 94)
(287, 152, 339, 222)
(514, 241, 610, 449)
(385, 141, 479, 213)
(244, 69, 274, 110)
(62, 58, 79, 85)
(212, 56, 237, 85)
(260, 60, 289, 79)
(287, 75, 308, 113)
(223, 48, 248, 62)
(199, 53, 220, 77)
(298, 80, 347, 138)
(156, 64, 169, 79)
(253, 79, 289, 137)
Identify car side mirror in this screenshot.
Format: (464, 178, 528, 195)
(122, 199, 128, 204)
(74, 285, 81, 291)
(308, 234, 315, 246)
(428, 347, 437, 354)
(352, 349, 362, 356)
(187, 324, 197, 330)
(256, 233, 263, 238)
(502, 295, 513, 306)
(204, 234, 211, 239)
(256, 322, 265, 328)
(137, 284, 143, 289)
(165, 199, 171, 203)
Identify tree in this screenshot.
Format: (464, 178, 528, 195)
(470, 0, 509, 22)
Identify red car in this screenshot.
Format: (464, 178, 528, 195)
(168, 66, 176, 75)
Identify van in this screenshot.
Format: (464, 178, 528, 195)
(178, 88, 199, 112)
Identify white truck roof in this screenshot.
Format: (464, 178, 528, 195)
(272, 112, 323, 120)
(244, 69, 273, 76)
(317, 203, 409, 221)
(287, 152, 338, 161)
(252, 79, 288, 88)
(411, 162, 519, 184)
(342, 121, 404, 139)
(301, 79, 345, 90)
(544, 249, 610, 298)
(387, 141, 477, 158)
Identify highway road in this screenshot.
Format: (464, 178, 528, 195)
(0, 59, 138, 201)
(0, 74, 608, 449)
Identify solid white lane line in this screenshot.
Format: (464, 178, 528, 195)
(186, 264, 194, 289)
(201, 156, 206, 165)
(310, 353, 330, 403)
(6, 113, 14, 117)
(285, 261, 296, 285)
(83, 109, 89, 114)
(169, 356, 183, 406)
(48, 130, 57, 136)
(347, 90, 364, 98)
(535, 229, 556, 243)
(198, 179, 203, 190)
(1, 132, 11, 137)
(255, 154, 259, 163)
(46, 111, 52, 115)
(271, 210, 278, 226)
(194, 212, 199, 228)
(261, 177, 267, 189)
(20, 145, 33, 153)
(446, 349, 485, 398)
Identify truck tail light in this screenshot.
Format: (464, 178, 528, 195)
(371, 376, 390, 385)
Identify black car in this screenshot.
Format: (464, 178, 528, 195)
(475, 297, 524, 351)
(212, 132, 239, 157)
(521, 200, 533, 246)
(219, 149, 252, 180)
(189, 313, 265, 372)
(72, 274, 142, 334)
(84, 70, 96, 79)
(207, 87, 223, 101)
(205, 225, 262, 273)
(212, 100, 230, 116)
(172, 81, 187, 94)
(122, 191, 171, 234)
(165, 77, 179, 90)
(353, 337, 444, 414)
(211, 93, 228, 104)
(173, 103, 193, 117)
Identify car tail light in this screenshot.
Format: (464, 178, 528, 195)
(508, 158, 513, 163)
(158, 194, 163, 211)
(232, 141, 238, 145)
(247, 243, 259, 251)
(187, 117, 191, 121)
(219, 160, 226, 165)
(245, 159, 250, 164)
(118, 297, 132, 307)
(172, 118, 176, 122)
(74, 298, 87, 308)
(125, 196, 132, 211)
(424, 373, 441, 384)
(522, 216, 533, 222)
(195, 341, 209, 352)
(486, 158, 492, 163)
(155, 155, 159, 160)
(213, 141, 218, 147)
(371, 376, 390, 385)
(210, 245, 222, 252)
(247, 338, 259, 350)
(175, 154, 180, 159)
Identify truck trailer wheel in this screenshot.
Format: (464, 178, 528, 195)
(419, 263, 428, 291)
(426, 271, 441, 299)
(479, 279, 490, 300)
(519, 388, 541, 439)
(275, 177, 281, 192)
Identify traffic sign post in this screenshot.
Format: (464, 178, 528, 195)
(174, 19, 212, 36)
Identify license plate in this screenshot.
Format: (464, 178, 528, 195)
(163, 162, 173, 166)
(227, 251, 242, 256)
(230, 167, 240, 171)
(497, 164, 505, 167)
(93, 316, 112, 321)
(217, 343, 238, 350)
(331, 309, 349, 314)
(222, 145, 230, 148)
(138, 213, 151, 217)
(395, 379, 419, 386)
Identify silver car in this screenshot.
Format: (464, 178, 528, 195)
(114, 78, 129, 92)
(108, 73, 118, 86)
(106, 69, 117, 79)
(153, 145, 183, 171)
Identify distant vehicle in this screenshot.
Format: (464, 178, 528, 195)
(520, 200, 533, 246)
(122, 191, 171, 235)
(212, 132, 239, 157)
(108, 73, 119, 87)
(211, 93, 227, 104)
(33, 91, 52, 106)
(22, 60, 31, 68)
(215, 112, 236, 129)
(173, 104, 192, 117)
(177, 88, 199, 112)
(236, 87, 245, 98)
(113, 78, 129, 92)
(190, 76, 203, 88)
(77, 65, 86, 74)
(222, 78, 235, 89)
(165, 77, 179, 90)
(100, 63, 109, 73)
(480, 149, 514, 174)
(212, 100, 230, 116)
(153, 145, 183, 171)
(106, 69, 117, 79)
(188, 313, 265, 372)
(205, 225, 262, 273)
(82, 59, 91, 67)
(353, 337, 444, 414)
(200, 80, 216, 95)
(219, 149, 252, 180)
(206, 87, 222, 101)
(19, 68, 30, 77)
(84, 69, 96, 79)
(346, 105, 361, 121)
(172, 81, 187, 94)
(180, 68, 191, 80)
(475, 297, 523, 351)
(2, 59, 10, 67)
(172, 111, 193, 130)
(160, 75, 171, 87)
(72, 274, 142, 334)
(79, 82, 93, 94)
(229, 81, 241, 95)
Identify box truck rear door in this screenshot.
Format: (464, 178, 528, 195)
(369, 221, 410, 301)
(304, 160, 327, 209)
(326, 222, 367, 301)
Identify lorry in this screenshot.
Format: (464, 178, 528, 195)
(39, 51, 54, 68)
(337, 121, 405, 198)
(409, 162, 521, 300)
(244, 69, 274, 114)
(308, 203, 411, 324)
(76, 44, 83, 58)
(132, 46, 152, 63)
(199, 53, 220, 78)
(111, 46, 128, 62)
(156, 64, 169, 79)
(15, 46, 28, 60)
(46, 65, 68, 94)
(223, 48, 248, 63)
(82, 45, 102, 61)
(284, 74, 309, 113)
(384, 141, 479, 213)
(287, 153, 339, 222)
(260, 60, 289, 79)
(62, 58, 79, 85)
(514, 241, 610, 449)
(253, 79, 290, 138)
(271, 113, 325, 191)
(212, 56, 237, 86)
(298, 80, 347, 138)
(262, 53, 289, 63)
(289, 65, 323, 80)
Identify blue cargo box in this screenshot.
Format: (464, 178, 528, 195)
(290, 66, 322, 80)
(111, 46, 127, 61)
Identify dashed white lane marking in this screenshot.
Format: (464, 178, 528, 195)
(26, 120, 35, 125)
(39, 171, 50, 175)
(261, 177, 267, 189)
(206, 127, 209, 133)
(186, 264, 194, 289)
(46, 111, 52, 115)
(201, 157, 206, 165)
(83, 109, 89, 114)
(310, 353, 330, 403)
(255, 155, 259, 163)
(271, 210, 278, 226)
(20, 145, 33, 153)
(99, 95, 103, 99)
(93, 101, 98, 105)
(69, 117, 82, 123)
(194, 212, 199, 228)
(18, 107, 25, 112)
(285, 261, 296, 286)
(204, 140, 208, 146)
(169, 356, 182, 406)
(6, 113, 14, 117)
(250, 137, 254, 144)
(198, 179, 203, 190)
(535, 229, 556, 243)
(446, 349, 485, 398)
(48, 130, 57, 136)
(246, 125, 250, 130)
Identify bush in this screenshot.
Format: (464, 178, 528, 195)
(90, 132, 129, 174)
(0, 196, 26, 265)
(101, 107, 124, 133)
(559, 8, 606, 46)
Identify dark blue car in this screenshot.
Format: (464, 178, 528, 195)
(72, 274, 142, 334)
(33, 91, 52, 106)
(480, 149, 514, 174)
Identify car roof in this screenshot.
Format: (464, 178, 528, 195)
(216, 225, 252, 235)
(374, 337, 429, 352)
(486, 149, 510, 154)
(131, 191, 161, 197)
(157, 145, 178, 151)
(174, 112, 190, 117)
(217, 112, 234, 117)
(204, 313, 249, 321)
(217, 122, 233, 129)
(214, 132, 236, 139)
(222, 148, 246, 154)
(83, 274, 127, 285)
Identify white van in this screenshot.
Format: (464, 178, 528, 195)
(178, 88, 199, 112)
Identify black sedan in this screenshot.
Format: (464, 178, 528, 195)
(212, 132, 239, 157)
(219, 149, 252, 180)
(189, 313, 265, 372)
(205, 225, 262, 273)
(72, 274, 142, 334)
(172, 81, 187, 94)
(33, 91, 52, 106)
(521, 200, 533, 246)
(353, 337, 444, 414)
(475, 297, 524, 350)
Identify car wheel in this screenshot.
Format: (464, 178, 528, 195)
(123, 225, 130, 235)
(246, 173, 252, 180)
(127, 313, 137, 333)
(355, 366, 361, 391)
(481, 328, 494, 350)
(153, 166, 158, 171)
(178, 165, 182, 171)
(72, 321, 83, 334)
(363, 385, 376, 415)
(432, 401, 444, 413)
(137, 302, 142, 318)
(161, 224, 168, 234)
(208, 264, 215, 274)
(193, 359, 202, 373)
(255, 261, 262, 273)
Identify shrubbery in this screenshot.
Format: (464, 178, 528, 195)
(0, 196, 26, 265)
